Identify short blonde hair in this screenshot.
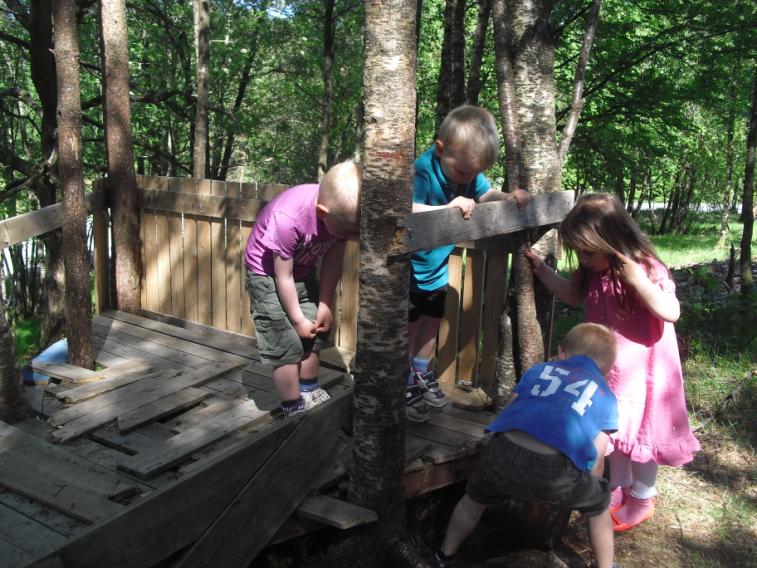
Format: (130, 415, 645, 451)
(560, 323, 617, 375)
(437, 105, 499, 170)
(318, 160, 363, 225)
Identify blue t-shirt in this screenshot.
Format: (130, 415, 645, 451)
(410, 146, 491, 292)
(487, 355, 618, 471)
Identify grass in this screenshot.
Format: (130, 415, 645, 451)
(13, 318, 40, 366)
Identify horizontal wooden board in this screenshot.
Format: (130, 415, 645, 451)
(117, 387, 212, 433)
(296, 495, 377, 530)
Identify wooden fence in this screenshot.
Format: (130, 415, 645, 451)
(134, 175, 513, 396)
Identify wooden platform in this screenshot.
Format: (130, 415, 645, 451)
(0, 310, 492, 568)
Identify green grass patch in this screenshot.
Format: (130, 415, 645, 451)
(13, 318, 41, 365)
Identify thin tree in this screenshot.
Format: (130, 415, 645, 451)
(193, 0, 210, 178)
(435, 0, 466, 134)
(100, 0, 142, 313)
(317, 0, 336, 180)
(348, 0, 418, 561)
(0, 263, 33, 423)
(467, 0, 492, 106)
(53, 0, 93, 369)
(739, 69, 756, 297)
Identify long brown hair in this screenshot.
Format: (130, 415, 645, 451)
(560, 193, 667, 315)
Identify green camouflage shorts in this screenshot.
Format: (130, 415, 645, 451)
(246, 270, 331, 366)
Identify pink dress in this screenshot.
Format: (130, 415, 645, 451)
(584, 259, 700, 466)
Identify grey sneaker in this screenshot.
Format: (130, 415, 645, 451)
(415, 370, 447, 408)
(405, 383, 430, 422)
(301, 387, 331, 409)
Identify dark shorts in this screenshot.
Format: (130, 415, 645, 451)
(466, 433, 610, 517)
(408, 287, 447, 322)
(246, 270, 331, 367)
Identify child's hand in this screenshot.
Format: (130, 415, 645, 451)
(523, 246, 551, 279)
(293, 317, 317, 339)
(315, 304, 333, 333)
(511, 189, 530, 209)
(448, 196, 476, 219)
(615, 252, 647, 289)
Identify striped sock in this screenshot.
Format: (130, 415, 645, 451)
(299, 377, 319, 392)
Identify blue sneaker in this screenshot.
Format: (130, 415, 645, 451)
(405, 382, 430, 422)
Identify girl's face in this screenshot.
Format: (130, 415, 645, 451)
(576, 249, 611, 272)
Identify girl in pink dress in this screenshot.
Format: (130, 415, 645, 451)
(524, 193, 700, 532)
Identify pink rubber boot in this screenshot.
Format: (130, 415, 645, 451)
(611, 494, 655, 532)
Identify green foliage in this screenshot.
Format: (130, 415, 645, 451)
(12, 317, 40, 366)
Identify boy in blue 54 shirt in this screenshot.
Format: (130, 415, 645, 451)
(407, 105, 529, 421)
(433, 323, 619, 568)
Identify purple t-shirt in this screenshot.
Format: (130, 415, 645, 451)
(244, 184, 338, 280)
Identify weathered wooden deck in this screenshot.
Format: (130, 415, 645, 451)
(0, 310, 493, 568)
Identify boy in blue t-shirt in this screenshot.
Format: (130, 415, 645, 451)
(433, 323, 619, 568)
(407, 105, 529, 422)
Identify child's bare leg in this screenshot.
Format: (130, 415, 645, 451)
(300, 350, 320, 380)
(412, 314, 440, 362)
(272, 363, 301, 401)
(587, 509, 614, 568)
(441, 495, 487, 557)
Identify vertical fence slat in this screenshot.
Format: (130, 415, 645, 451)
(437, 249, 463, 390)
(210, 180, 228, 330)
(478, 252, 509, 392)
(195, 179, 213, 325)
(225, 181, 242, 333)
(167, 178, 186, 319)
(239, 181, 258, 337)
(140, 176, 160, 313)
(458, 249, 485, 385)
(335, 240, 359, 353)
(182, 179, 199, 323)
(154, 177, 171, 314)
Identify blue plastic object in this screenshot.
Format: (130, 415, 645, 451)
(21, 338, 69, 386)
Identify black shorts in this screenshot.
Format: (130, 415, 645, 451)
(466, 433, 610, 517)
(408, 287, 447, 322)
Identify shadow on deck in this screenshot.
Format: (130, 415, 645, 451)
(0, 310, 493, 567)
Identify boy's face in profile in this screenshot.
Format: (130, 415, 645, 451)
(435, 140, 485, 185)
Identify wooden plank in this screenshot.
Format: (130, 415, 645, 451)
(117, 387, 211, 433)
(152, 177, 171, 314)
(93, 316, 247, 366)
(182, 179, 200, 323)
(404, 455, 482, 499)
(29, 407, 304, 568)
(195, 179, 213, 325)
(142, 208, 158, 312)
(295, 495, 377, 530)
(90, 422, 175, 455)
(458, 249, 485, 384)
(0, 501, 68, 557)
(0, 489, 83, 538)
(428, 412, 487, 439)
(32, 359, 152, 385)
(0, 423, 135, 524)
(167, 178, 186, 319)
(406, 419, 482, 451)
(118, 399, 269, 478)
(335, 240, 359, 352)
(49, 361, 243, 439)
(437, 250, 462, 390)
(389, 191, 575, 257)
(0, 535, 35, 568)
(55, 367, 184, 404)
(140, 189, 264, 222)
(0, 191, 105, 249)
(478, 252, 509, 392)
(210, 180, 228, 330)
(239, 181, 256, 337)
(225, 181, 243, 333)
(173, 387, 350, 568)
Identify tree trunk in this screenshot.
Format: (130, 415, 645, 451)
(316, 0, 337, 180)
(718, 85, 737, 247)
(193, 0, 210, 179)
(29, 0, 65, 349)
(739, 69, 756, 297)
(0, 264, 33, 424)
(467, 0, 491, 106)
(435, 0, 466, 134)
(53, 0, 93, 369)
(101, 0, 142, 314)
(349, 0, 416, 556)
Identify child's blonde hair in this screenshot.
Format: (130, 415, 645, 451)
(318, 160, 363, 225)
(437, 105, 499, 170)
(560, 323, 617, 375)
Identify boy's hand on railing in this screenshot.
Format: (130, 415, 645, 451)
(447, 196, 476, 219)
(511, 189, 530, 209)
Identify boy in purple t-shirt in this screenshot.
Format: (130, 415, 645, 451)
(244, 161, 362, 417)
(433, 323, 619, 568)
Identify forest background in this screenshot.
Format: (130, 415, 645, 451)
(0, 0, 756, 566)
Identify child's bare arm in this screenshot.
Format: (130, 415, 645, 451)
(590, 432, 610, 478)
(615, 252, 680, 322)
(413, 197, 475, 219)
(315, 241, 347, 332)
(478, 188, 530, 209)
(523, 247, 583, 306)
(273, 255, 316, 339)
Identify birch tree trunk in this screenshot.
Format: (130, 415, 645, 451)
(53, 0, 93, 369)
(349, 0, 416, 555)
(101, 0, 142, 313)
